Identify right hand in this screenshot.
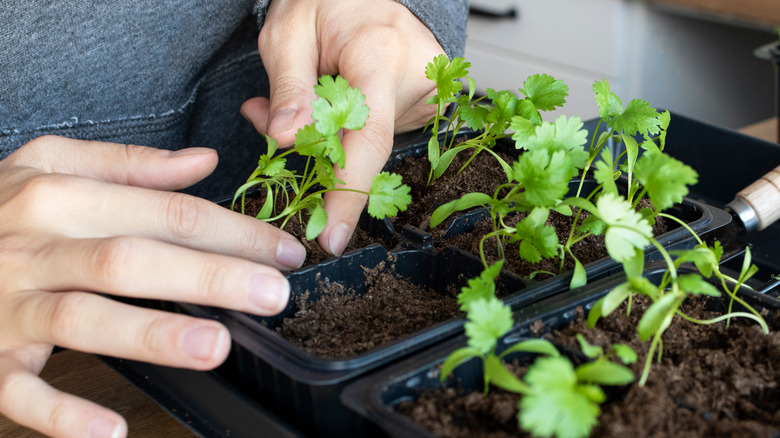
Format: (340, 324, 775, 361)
(0, 136, 306, 438)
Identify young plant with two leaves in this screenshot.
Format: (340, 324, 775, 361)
(440, 272, 636, 438)
(423, 55, 569, 186)
(232, 75, 412, 240)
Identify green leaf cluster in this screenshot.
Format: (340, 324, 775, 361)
(423, 56, 569, 185)
(441, 293, 634, 438)
(232, 75, 411, 240)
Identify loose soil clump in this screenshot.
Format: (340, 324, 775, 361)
(397, 297, 780, 437)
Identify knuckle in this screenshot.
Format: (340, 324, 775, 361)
(236, 223, 265, 258)
(9, 174, 71, 219)
(90, 236, 138, 289)
(0, 368, 24, 412)
(269, 75, 312, 102)
(139, 314, 169, 356)
(358, 122, 394, 163)
(196, 261, 231, 304)
(45, 293, 92, 345)
(162, 193, 209, 241)
(46, 398, 70, 436)
(119, 143, 153, 168)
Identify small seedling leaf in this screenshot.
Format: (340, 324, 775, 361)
(637, 291, 685, 341)
(439, 346, 481, 382)
(612, 343, 638, 364)
(465, 297, 514, 354)
(676, 274, 721, 297)
(485, 355, 528, 394)
(458, 261, 504, 312)
(368, 172, 412, 219)
(576, 334, 603, 359)
(500, 338, 561, 359)
(305, 204, 328, 241)
(520, 356, 599, 438)
(575, 360, 635, 386)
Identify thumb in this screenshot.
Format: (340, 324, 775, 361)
(251, 1, 322, 146)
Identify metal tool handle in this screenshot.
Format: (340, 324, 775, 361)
(728, 164, 780, 232)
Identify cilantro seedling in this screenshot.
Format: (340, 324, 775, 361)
(424, 55, 568, 185)
(233, 75, 411, 240)
(440, 292, 634, 438)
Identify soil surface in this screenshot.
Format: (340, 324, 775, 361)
(275, 259, 463, 358)
(390, 140, 514, 232)
(397, 297, 780, 437)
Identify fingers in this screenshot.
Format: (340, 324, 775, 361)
(252, 0, 321, 146)
(318, 68, 398, 256)
(5, 136, 218, 191)
(23, 236, 290, 315)
(0, 355, 127, 438)
(2, 173, 305, 270)
(6, 292, 231, 368)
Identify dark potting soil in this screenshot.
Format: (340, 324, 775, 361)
(235, 194, 376, 267)
(390, 141, 514, 232)
(397, 297, 780, 438)
(275, 260, 463, 358)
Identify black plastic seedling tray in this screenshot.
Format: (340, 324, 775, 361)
(103, 112, 780, 437)
(340, 263, 780, 437)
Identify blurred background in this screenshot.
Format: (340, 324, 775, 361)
(465, 0, 779, 138)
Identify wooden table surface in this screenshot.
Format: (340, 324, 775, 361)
(0, 117, 777, 437)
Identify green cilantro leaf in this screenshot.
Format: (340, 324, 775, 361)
(458, 96, 490, 131)
(575, 360, 635, 386)
(592, 79, 623, 120)
(519, 356, 601, 438)
(576, 334, 603, 359)
(610, 99, 662, 137)
(595, 193, 653, 262)
(368, 172, 412, 219)
(519, 73, 569, 112)
(425, 55, 470, 100)
(634, 152, 699, 211)
(458, 261, 505, 312)
(465, 297, 513, 354)
(518, 115, 589, 169)
(514, 207, 559, 263)
(676, 274, 721, 297)
(513, 149, 575, 208)
(612, 344, 638, 364)
(637, 291, 685, 342)
(305, 204, 328, 240)
(312, 75, 369, 136)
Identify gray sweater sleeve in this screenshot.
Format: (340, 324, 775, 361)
(253, 1, 468, 59)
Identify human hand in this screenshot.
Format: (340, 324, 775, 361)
(0, 136, 306, 437)
(241, 0, 446, 256)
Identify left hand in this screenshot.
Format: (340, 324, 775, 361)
(241, 0, 446, 256)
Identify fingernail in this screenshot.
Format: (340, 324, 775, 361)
(328, 223, 351, 256)
(250, 273, 290, 314)
(267, 108, 297, 135)
(181, 324, 227, 361)
(276, 238, 306, 269)
(88, 417, 124, 438)
(169, 147, 214, 157)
